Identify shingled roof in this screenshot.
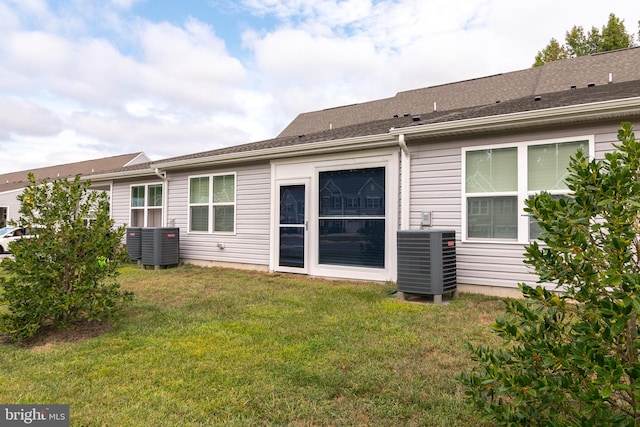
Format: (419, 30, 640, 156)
(278, 47, 640, 138)
(85, 49, 640, 180)
(88, 77, 639, 176)
(0, 152, 150, 193)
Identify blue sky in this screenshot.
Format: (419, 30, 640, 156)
(2, 0, 640, 172)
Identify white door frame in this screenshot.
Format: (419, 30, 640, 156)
(274, 178, 310, 274)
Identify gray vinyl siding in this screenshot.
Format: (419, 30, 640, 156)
(408, 121, 638, 290)
(167, 162, 271, 267)
(111, 181, 131, 229)
(0, 189, 22, 225)
(108, 164, 271, 267)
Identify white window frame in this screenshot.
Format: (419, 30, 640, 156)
(462, 135, 594, 244)
(187, 172, 237, 235)
(129, 183, 164, 227)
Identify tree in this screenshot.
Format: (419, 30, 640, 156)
(564, 25, 600, 57)
(0, 174, 133, 341)
(534, 13, 635, 66)
(461, 123, 640, 425)
(533, 38, 568, 67)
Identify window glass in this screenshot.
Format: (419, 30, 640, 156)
(213, 175, 235, 204)
(319, 219, 385, 268)
(280, 185, 305, 225)
(190, 177, 209, 204)
(148, 184, 163, 207)
(131, 186, 145, 207)
(528, 141, 587, 191)
(279, 228, 304, 268)
(190, 206, 209, 232)
(148, 209, 162, 227)
(467, 197, 518, 239)
(466, 148, 517, 193)
(214, 206, 234, 232)
(319, 168, 385, 216)
(131, 209, 144, 227)
(319, 167, 385, 269)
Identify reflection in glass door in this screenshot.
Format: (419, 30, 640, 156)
(278, 184, 306, 269)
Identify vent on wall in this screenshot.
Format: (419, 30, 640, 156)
(396, 229, 457, 304)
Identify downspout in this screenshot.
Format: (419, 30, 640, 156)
(154, 168, 168, 227)
(399, 134, 410, 230)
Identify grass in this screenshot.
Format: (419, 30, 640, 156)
(0, 264, 505, 426)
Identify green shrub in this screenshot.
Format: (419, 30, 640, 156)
(461, 122, 640, 426)
(0, 174, 133, 341)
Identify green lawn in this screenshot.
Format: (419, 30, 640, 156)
(0, 265, 504, 426)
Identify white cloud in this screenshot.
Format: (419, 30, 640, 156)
(137, 18, 248, 111)
(2, 0, 640, 173)
(0, 98, 62, 136)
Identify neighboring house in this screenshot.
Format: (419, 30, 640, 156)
(0, 153, 150, 227)
(87, 48, 640, 296)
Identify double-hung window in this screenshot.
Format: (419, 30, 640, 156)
(463, 138, 590, 243)
(189, 173, 236, 233)
(130, 183, 163, 227)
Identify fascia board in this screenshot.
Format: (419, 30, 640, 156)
(0, 187, 24, 196)
(81, 169, 157, 182)
(390, 97, 640, 139)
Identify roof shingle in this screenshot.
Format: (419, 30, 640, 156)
(278, 47, 640, 138)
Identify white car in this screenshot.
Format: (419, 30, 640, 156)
(0, 226, 36, 254)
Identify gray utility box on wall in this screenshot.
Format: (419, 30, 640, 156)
(141, 227, 180, 269)
(126, 227, 142, 261)
(396, 229, 457, 304)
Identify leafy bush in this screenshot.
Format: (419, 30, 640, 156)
(461, 122, 640, 426)
(0, 174, 133, 341)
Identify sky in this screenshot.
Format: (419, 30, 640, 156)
(1, 0, 640, 173)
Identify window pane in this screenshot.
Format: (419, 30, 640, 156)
(466, 148, 517, 193)
(148, 184, 163, 207)
(190, 177, 209, 204)
(319, 219, 385, 268)
(213, 175, 235, 204)
(319, 167, 385, 216)
(214, 206, 234, 232)
(467, 197, 518, 239)
(528, 141, 587, 191)
(148, 208, 162, 227)
(190, 206, 209, 231)
(130, 209, 144, 227)
(131, 186, 145, 207)
(279, 228, 304, 268)
(280, 185, 305, 225)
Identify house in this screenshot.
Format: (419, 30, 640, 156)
(0, 153, 150, 228)
(87, 48, 640, 297)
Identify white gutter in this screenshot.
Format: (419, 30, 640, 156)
(398, 134, 410, 230)
(82, 169, 157, 182)
(390, 96, 640, 139)
(154, 168, 168, 227)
